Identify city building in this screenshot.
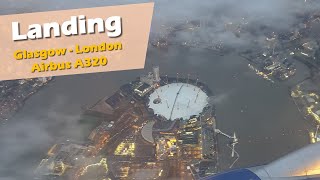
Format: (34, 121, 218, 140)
(35, 142, 89, 178)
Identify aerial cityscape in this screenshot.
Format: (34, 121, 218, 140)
(33, 66, 234, 179)
(2, 0, 320, 179)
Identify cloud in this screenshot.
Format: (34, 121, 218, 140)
(0, 119, 53, 179)
(0, 95, 88, 179)
(210, 91, 234, 105)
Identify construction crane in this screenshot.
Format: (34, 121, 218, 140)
(214, 129, 239, 168)
(215, 129, 238, 157)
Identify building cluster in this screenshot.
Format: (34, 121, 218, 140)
(151, 106, 218, 178)
(77, 158, 109, 180)
(111, 161, 166, 179)
(241, 9, 320, 82)
(150, 3, 320, 85)
(35, 68, 158, 179)
(261, 56, 296, 81)
(291, 79, 320, 143)
(34, 141, 97, 179)
(114, 138, 136, 157)
(149, 19, 227, 53)
(135, 66, 161, 97)
(156, 135, 178, 160)
(0, 77, 52, 123)
(177, 118, 202, 159)
(35, 67, 224, 179)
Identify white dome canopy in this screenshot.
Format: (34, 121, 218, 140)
(148, 83, 208, 120)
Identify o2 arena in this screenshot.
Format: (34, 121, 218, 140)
(148, 83, 209, 121)
(135, 66, 213, 122)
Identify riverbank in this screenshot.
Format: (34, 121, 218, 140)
(0, 77, 53, 124)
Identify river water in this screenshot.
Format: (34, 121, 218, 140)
(0, 45, 311, 178)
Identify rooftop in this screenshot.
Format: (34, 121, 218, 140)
(148, 83, 208, 120)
